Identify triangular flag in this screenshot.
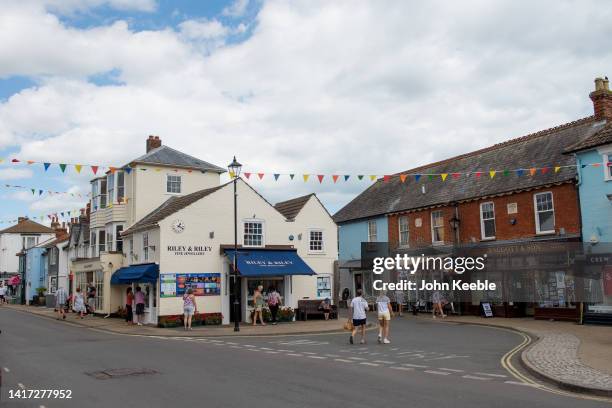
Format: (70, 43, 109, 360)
(529, 168, 537, 176)
(399, 174, 407, 183)
(428, 175, 434, 181)
(554, 166, 561, 173)
(39, 190, 43, 196)
(155, 168, 161, 172)
(289, 174, 295, 180)
(27, 160, 35, 165)
(369, 175, 377, 181)
(274, 174, 280, 181)
(516, 169, 524, 177)
(303, 174, 310, 182)
(11, 159, 19, 163)
(75, 164, 82, 173)
(60, 212, 64, 217)
(541, 167, 549, 174)
(124, 167, 132, 174)
(59, 164, 66, 172)
(91, 166, 98, 175)
(452, 173, 461, 179)
(503, 170, 509, 177)
(229, 171, 235, 178)
(383, 175, 391, 183)
(332, 175, 339, 183)
(441, 173, 448, 181)
(344, 175, 350, 181)
(357, 175, 364, 180)
(317, 175, 324, 183)
(489, 170, 496, 179)
(244, 172, 251, 179)
(257, 173, 264, 180)
(31, 189, 35, 195)
(415, 174, 421, 182)
(592, 163, 601, 168)
(475, 172, 482, 178)
(581, 164, 588, 168)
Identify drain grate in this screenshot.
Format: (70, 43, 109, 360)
(86, 368, 159, 380)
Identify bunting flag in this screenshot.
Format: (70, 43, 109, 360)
(344, 175, 350, 181)
(554, 166, 561, 173)
(289, 174, 295, 180)
(244, 172, 251, 179)
(1, 184, 89, 197)
(91, 166, 99, 175)
(489, 170, 496, 179)
(257, 173, 264, 180)
(369, 175, 377, 181)
(44, 163, 51, 171)
(274, 174, 280, 181)
(516, 169, 524, 177)
(59, 164, 67, 173)
(124, 167, 132, 174)
(415, 174, 421, 182)
(75, 164, 82, 173)
(503, 170, 510, 177)
(317, 175, 325, 183)
(399, 174, 408, 183)
(332, 175, 339, 183)
(441, 173, 448, 181)
(541, 167, 549, 174)
(357, 175, 364, 180)
(452, 173, 461, 179)
(529, 168, 537, 176)
(383, 175, 391, 183)
(303, 174, 310, 182)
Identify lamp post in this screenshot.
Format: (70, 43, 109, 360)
(228, 156, 242, 332)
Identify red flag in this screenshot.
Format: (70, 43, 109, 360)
(383, 175, 391, 182)
(541, 167, 549, 174)
(475, 172, 482, 178)
(11, 159, 19, 163)
(91, 166, 99, 175)
(317, 175, 324, 183)
(452, 173, 461, 179)
(244, 172, 251, 179)
(257, 173, 264, 179)
(332, 175, 339, 183)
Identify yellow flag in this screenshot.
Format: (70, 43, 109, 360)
(75, 164, 82, 173)
(489, 170, 496, 179)
(441, 173, 448, 181)
(554, 166, 561, 173)
(369, 175, 377, 181)
(303, 174, 310, 182)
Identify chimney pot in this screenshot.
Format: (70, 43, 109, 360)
(590, 76, 612, 121)
(18, 216, 26, 223)
(146, 135, 162, 152)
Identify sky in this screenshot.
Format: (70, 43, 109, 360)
(0, 0, 611, 226)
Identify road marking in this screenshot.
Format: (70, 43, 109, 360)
(225, 342, 238, 345)
(505, 381, 541, 387)
(390, 348, 399, 351)
(373, 360, 396, 364)
(334, 359, 354, 363)
(265, 351, 279, 354)
(286, 353, 303, 357)
(439, 368, 464, 372)
(243, 345, 256, 348)
(229, 345, 241, 349)
(424, 370, 451, 376)
(3, 367, 9, 372)
(348, 357, 366, 361)
(462, 375, 492, 381)
(402, 363, 428, 368)
(360, 362, 380, 367)
(308, 355, 325, 359)
(259, 347, 274, 350)
(275, 349, 294, 353)
(474, 372, 507, 378)
(427, 355, 470, 361)
(389, 366, 414, 371)
(324, 354, 341, 358)
(302, 352, 317, 355)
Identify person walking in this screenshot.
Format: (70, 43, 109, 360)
(55, 286, 68, 320)
(252, 285, 266, 326)
(73, 287, 86, 319)
(395, 290, 405, 317)
(376, 291, 393, 344)
(86, 283, 96, 315)
(134, 286, 146, 326)
(183, 288, 198, 331)
(0, 282, 6, 305)
(432, 290, 446, 319)
(125, 287, 134, 325)
(348, 289, 369, 344)
(267, 286, 281, 324)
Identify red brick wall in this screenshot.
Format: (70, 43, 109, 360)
(388, 183, 581, 249)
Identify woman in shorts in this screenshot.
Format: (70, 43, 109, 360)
(183, 288, 197, 331)
(252, 285, 266, 326)
(376, 291, 393, 344)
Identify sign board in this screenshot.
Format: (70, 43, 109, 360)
(482, 302, 493, 318)
(507, 203, 518, 214)
(160, 273, 221, 297)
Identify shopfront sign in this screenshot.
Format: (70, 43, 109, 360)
(160, 273, 221, 297)
(166, 244, 213, 256)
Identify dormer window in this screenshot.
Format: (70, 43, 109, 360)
(167, 174, 182, 194)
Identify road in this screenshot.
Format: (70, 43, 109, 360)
(0, 307, 610, 408)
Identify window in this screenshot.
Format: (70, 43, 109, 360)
(98, 230, 105, 253)
(309, 230, 324, 252)
(167, 175, 181, 194)
(91, 182, 98, 210)
(534, 192, 555, 234)
(243, 221, 263, 247)
(129, 238, 134, 260)
(367, 220, 377, 242)
(117, 171, 125, 203)
(143, 232, 149, 261)
(49, 248, 57, 265)
(107, 173, 114, 205)
(398, 216, 409, 247)
(431, 210, 444, 244)
(106, 231, 113, 252)
(22, 236, 37, 249)
(100, 179, 107, 208)
(90, 232, 96, 257)
(480, 202, 496, 239)
(116, 225, 123, 252)
(605, 153, 612, 180)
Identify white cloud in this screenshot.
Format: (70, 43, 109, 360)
(1, 0, 612, 213)
(222, 0, 249, 18)
(0, 168, 34, 180)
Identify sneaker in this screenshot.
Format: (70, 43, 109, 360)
(377, 335, 382, 344)
(432, 315, 436, 319)
(349, 335, 354, 344)
(383, 338, 391, 344)
(137, 322, 143, 326)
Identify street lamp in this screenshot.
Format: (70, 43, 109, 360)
(449, 216, 460, 231)
(228, 156, 242, 332)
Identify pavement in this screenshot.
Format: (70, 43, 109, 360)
(2, 306, 612, 408)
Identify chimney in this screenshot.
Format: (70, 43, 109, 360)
(146, 135, 162, 153)
(18, 216, 26, 223)
(50, 216, 60, 230)
(590, 76, 612, 121)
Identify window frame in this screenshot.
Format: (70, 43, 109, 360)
(117, 171, 125, 203)
(107, 173, 114, 205)
(603, 151, 612, 181)
(398, 215, 409, 247)
(143, 232, 150, 261)
(308, 229, 324, 253)
(98, 230, 105, 254)
(367, 220, 377, 242)
(116, 225, 124, 252)
(166, 174, 182, 194)
(243, 219, 264, 248)
(49, 248, 57, 265)
(479, 202, 496, 240)
(431, 210, 444, 244)
(533, 191, 555, 234)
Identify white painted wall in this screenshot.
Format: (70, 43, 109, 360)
(0, 233, 54, 274)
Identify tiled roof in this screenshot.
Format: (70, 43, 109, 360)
(565, 121, 612, 153)
(334, 117, 602, 223)
(0, 219, 54, 234)
(41, 236, 69, 248)
(274, 194, 314, 220)
(129, 145, 226, 173)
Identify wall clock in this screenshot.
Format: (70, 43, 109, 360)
(171, 219, 185, 233)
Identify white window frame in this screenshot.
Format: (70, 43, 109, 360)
(431, 210, 444, 244)
(143, 232, 150, 261)
(117, 171, 125, 203)
(115, 225, 124, 252)
(166, 174, 182, 194)
(479, 202, 496, 240)
(602, 151, 612, 181)
(49, 248, 57, 265)
(107, 173, 114, 205)
(534, 191, 555, 234)
(367, 220, 377, 242)
(22, 236, 38, 249)
(308, 229, 324, 253)
(398, 216, 409, 247)
(243, 219, 264, 247)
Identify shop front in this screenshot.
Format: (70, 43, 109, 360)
(110, 262, 159, 324)
(71, 252, 123, 315)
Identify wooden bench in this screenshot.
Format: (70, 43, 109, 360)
(297, 299, 338, 321)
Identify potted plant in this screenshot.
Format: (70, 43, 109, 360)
(35, 287, 47, 306)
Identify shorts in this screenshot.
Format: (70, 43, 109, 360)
(352, 318, 367, 327)
(184, 306, 195, 316)
(378, 311, 391, 321)
(87, 298, 95, 308)
(135, 303, 145, 315)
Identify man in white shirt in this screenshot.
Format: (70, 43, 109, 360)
(0, 282, 6, 304)
(349, 289, 369, 344)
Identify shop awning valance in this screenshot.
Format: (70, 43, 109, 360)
(224, 249, 316, 277)
(111, 263, 159, 284)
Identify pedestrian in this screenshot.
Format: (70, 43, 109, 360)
(0, 281, 6, 305)
(267, 286, 281, 324)
(73, 287, 85, 319)
(376, 290, 393, 344)
(432, 290, 446, 319)
(318, 298, 332, 320)
(134, 286, 145, 326)
(395, 290, 405, 317)
(87, 283, 96, 315)
(125, 287, 134, 325)
(55, 286, 68, 320)
(348, 288, 369, 344)
(252, 285, 266, 326)
(183, 288, 198, 331)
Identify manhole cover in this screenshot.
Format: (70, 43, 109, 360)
(86, 368, 159, 380)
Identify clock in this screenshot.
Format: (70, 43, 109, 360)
(171, 219, 185, 233)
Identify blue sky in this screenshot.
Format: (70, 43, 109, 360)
(0, 0, 610, 227)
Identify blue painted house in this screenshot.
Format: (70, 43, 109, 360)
(565, 76, 612, 324)
(24, 246, 48, 304)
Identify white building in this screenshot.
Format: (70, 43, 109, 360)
(117, 179, 337, 325)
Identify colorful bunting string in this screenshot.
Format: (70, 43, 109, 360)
(2, 184, 90, 197)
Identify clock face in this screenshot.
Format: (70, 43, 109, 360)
(171, 219, 185, 233)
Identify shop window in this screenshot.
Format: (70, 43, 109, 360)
(480, 202, 496, 240)
(243, 221, 263, 247)
(534, 192, 555, 234)
(535, 270, 576, 308)
(398, 216, 409, 247)
(367, 220, 377, 242)
(247, 278, 284, 306)
(309, 230, 324, 252)
(431, 210, 444, 244)
(166, 175, 181, 194)
(317, 276, 332, 298)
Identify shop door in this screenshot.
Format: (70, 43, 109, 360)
(229, 275, 242, 323)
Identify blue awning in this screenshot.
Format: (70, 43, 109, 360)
(224, 249, 316, 277)
(111, 263, 159, 284)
